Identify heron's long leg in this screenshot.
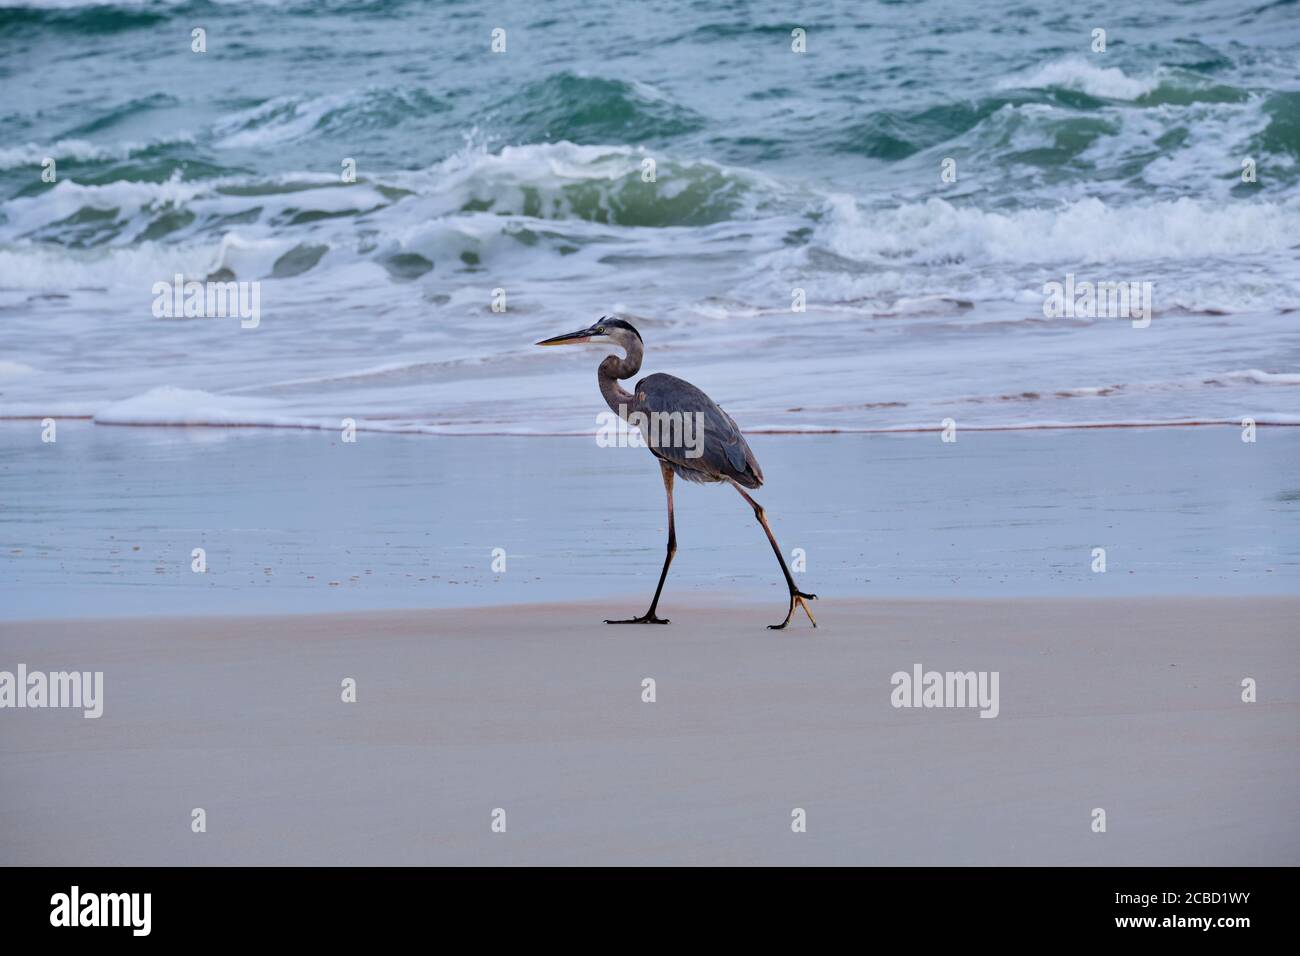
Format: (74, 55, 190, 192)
(730, 481, 817, 630)
(606, 461, 676, 625)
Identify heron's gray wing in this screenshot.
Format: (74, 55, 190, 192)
(633, 373, 763, 488)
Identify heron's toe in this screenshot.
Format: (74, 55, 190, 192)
(794, 594, 818, 627)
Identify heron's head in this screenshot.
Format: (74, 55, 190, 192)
(535, 316, 642, 353)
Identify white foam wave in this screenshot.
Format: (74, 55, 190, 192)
(998, 57, 1160, 100)
(0, 176, 206, 239)
(0, 243, 227, 290)
(819, 194, 1300, 267)
(0, 139, 134, 170)
(384, 140, 789, 224)
(213, 94, 350, 149)
(92, 386, 320, 428)
(1216, 369, 1300, 386)
(0, 233, 307, 290)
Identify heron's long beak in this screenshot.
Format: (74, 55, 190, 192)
(535, 327, 596, 347)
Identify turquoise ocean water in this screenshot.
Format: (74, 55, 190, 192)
(1, 0, 1299, 432)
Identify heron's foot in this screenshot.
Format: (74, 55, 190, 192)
(605, 612, 670, 625)
(768, 590, 818, 630)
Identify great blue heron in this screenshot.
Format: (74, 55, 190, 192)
(536, 317, 817, 629)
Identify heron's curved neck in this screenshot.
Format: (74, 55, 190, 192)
(598, 338, 643, 418)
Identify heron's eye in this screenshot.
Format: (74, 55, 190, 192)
(596, 326, 605, 334)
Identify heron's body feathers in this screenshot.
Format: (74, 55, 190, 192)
(633, 372, 763, 489)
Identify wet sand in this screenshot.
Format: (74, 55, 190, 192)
(2, 423, 1297, 620)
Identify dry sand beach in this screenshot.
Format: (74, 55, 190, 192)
(1, 597, 1296, 866)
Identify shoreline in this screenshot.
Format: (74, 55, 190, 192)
(3, 416, 1299, 434)
(1, 591, 1295, 627)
